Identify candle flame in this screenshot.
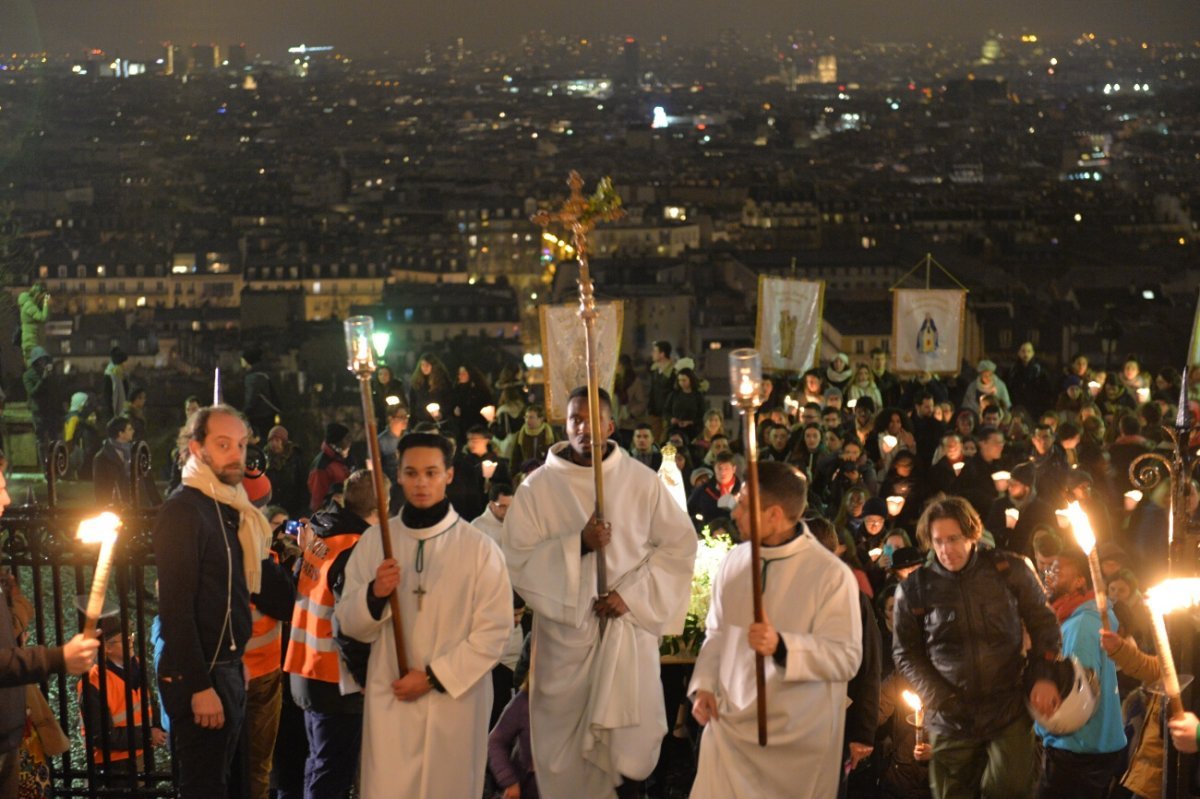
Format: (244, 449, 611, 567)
(77, 512, 121, 545)
(738, 374, 754, 398)
(1064, 501, 1095, 554)
(1147, 578, 1200, 616)
(902, 690, 922, 711)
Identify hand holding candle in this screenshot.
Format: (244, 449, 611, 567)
(902, 689, 926, 745)
(426, 402, 441, 420)
(77, 512, 122, 639)
(481, 460, 498, 479)
(1005, 508, 1019, 528)
(881, 434, 898, 454)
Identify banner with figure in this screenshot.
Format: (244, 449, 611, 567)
(538, 301, 624, 424)
(755, 276, 824, 374)
(892, 289, 967, 375)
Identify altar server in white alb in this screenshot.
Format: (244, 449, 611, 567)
(502, 386, 697, 799)
(689, 461, 863, 799)
(336, 432, 513, 798)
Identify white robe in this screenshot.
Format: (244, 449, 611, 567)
(471, 506, 505, 542)
(502, 443, 697, 798)
(688, 529, 863, 799)
(336, 508, 513, 799)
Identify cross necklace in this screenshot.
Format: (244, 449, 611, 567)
(412, 520, 457, 611)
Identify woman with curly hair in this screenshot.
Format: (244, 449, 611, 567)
(450, 364, 493, 444)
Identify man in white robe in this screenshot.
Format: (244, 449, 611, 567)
(337, 432, 513, 799)
(689, 461, 862, 799)
(502, 387, 697, 798)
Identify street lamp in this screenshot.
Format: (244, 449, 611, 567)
(371, 330, 391, 359)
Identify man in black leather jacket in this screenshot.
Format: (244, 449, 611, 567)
(893, 495, 1062, 799)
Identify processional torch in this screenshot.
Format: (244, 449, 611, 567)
(78, 512, 122, 639)
(729, 348, 769, 747)
(532, 171, 624, 638)
(345, 316, 409, 675)
(1145, 578, 1200, 720)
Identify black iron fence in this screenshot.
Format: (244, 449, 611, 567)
(2, 439, 174, 797)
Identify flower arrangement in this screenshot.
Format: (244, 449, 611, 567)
(661, 527, 734, 659)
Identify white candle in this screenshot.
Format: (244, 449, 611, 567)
(886, 495, 905, 516)
(881, 434, 898, 453)
(1124, 490, 1143, 512)
(426, 402, 441, 419)
(952, 461, 964, 476)
(481, 460, 497, 479)
(1137, 387, 1150, 404)
(991, 471, 1010, 492)
(1005, 508, 1020, 528)
(846, 398, 858, 410)
(480, 405, 496, 423)
(77, 512, 122, 636)
(1055, 509, 1071, 529)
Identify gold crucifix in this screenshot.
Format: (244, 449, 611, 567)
(413, 583, 427, 611)
(531, 171, 625, 637)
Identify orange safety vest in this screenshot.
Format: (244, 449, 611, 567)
(283, 532, 361, 684)
(77, 663, 147, 763)
(244, 551, 283, 680)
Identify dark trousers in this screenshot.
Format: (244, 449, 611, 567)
(303, 709, 362, 799)
(490, 665, 514, 730)
(272, 677, 308, 799)
(160, 661, 247, 799)
(1036, 746, 1121, 799)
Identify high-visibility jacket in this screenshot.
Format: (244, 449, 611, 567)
(245, 551, 283, 680)
(77, 663, 147, 763)
(283, 532, 361, 683)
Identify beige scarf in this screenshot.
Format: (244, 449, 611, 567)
(182, 455, 273, 593)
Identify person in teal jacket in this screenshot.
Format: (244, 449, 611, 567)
(1036, 546, 1126, 797)
(17, 284, 49, 366)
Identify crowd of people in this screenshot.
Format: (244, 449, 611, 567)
(5, 324, 1200, 799)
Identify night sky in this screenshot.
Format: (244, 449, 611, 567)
(3, 0, 1198, 57)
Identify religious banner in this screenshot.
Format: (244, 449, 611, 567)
(1188, 288, 1200, 366)
(754, 276, 824, 374)
(892, 289, 967, 375)
(538, 300, 624, 424)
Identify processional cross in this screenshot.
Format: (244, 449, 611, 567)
(532, 171, 625, 635)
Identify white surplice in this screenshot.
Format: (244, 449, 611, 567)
(471, 506, 505, 542)
(336, 508, 512, 799)
(502, 443, 697, 799)
(688, 528, 863, 799)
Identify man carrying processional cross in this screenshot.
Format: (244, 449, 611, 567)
(503, 173, 698, 798)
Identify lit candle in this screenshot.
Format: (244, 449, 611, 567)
(902, 689, 926, 744)
(727, 349, 762, 407)
(77, 512, 122, 638)
(846, 398, 858, 410)
(481, 460, 497, 479)
(1005, 508, 1020, 528)
(1065, 501, 1109, 631)
(1087, 380, 1101, 396)
(385, 395, 401, 407)
(1055, 508, 1071, 529)
(886, 495, 905, 517)
(480, 405, 497, 423)
(426, 402, 441, 420)
(1124, 489, 1143, 512)
(991, 471, 1010, 492)
(343, 316, 378, 374)
(1145, 578, 1200, 718)
(1137, 387, 1150, 404)
(952, 461, 964, 476)
(869, 547, 883, 560)
(881, 434, 898, 453)
(784, 396, 799, 415)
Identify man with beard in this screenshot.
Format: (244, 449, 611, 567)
(502, 387, 697, 798)
(984, 462, 1057, 557)
(153, 406, 274, 798)
(1035, 548, 1124, 798)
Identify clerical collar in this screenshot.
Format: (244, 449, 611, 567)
(402, 498, 451, 529)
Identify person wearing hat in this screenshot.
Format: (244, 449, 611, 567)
(103, 346, 130, 423)
(961, 359, 1012, 417)
(1035, 547, 1124, 798)
(307, 423, 353, 513)
(22, 346, 57, 462)
(984, 461, 1058, 558)
(77, 615, 167, 777)
(826, 352, 853, 394)
(17, 283, 49, 366)
(264, 425, 308, 518)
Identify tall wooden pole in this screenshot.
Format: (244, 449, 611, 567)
(730, 348, 768, 746)
(532, 172, 625, 638)
(346, 318, 409, 675)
